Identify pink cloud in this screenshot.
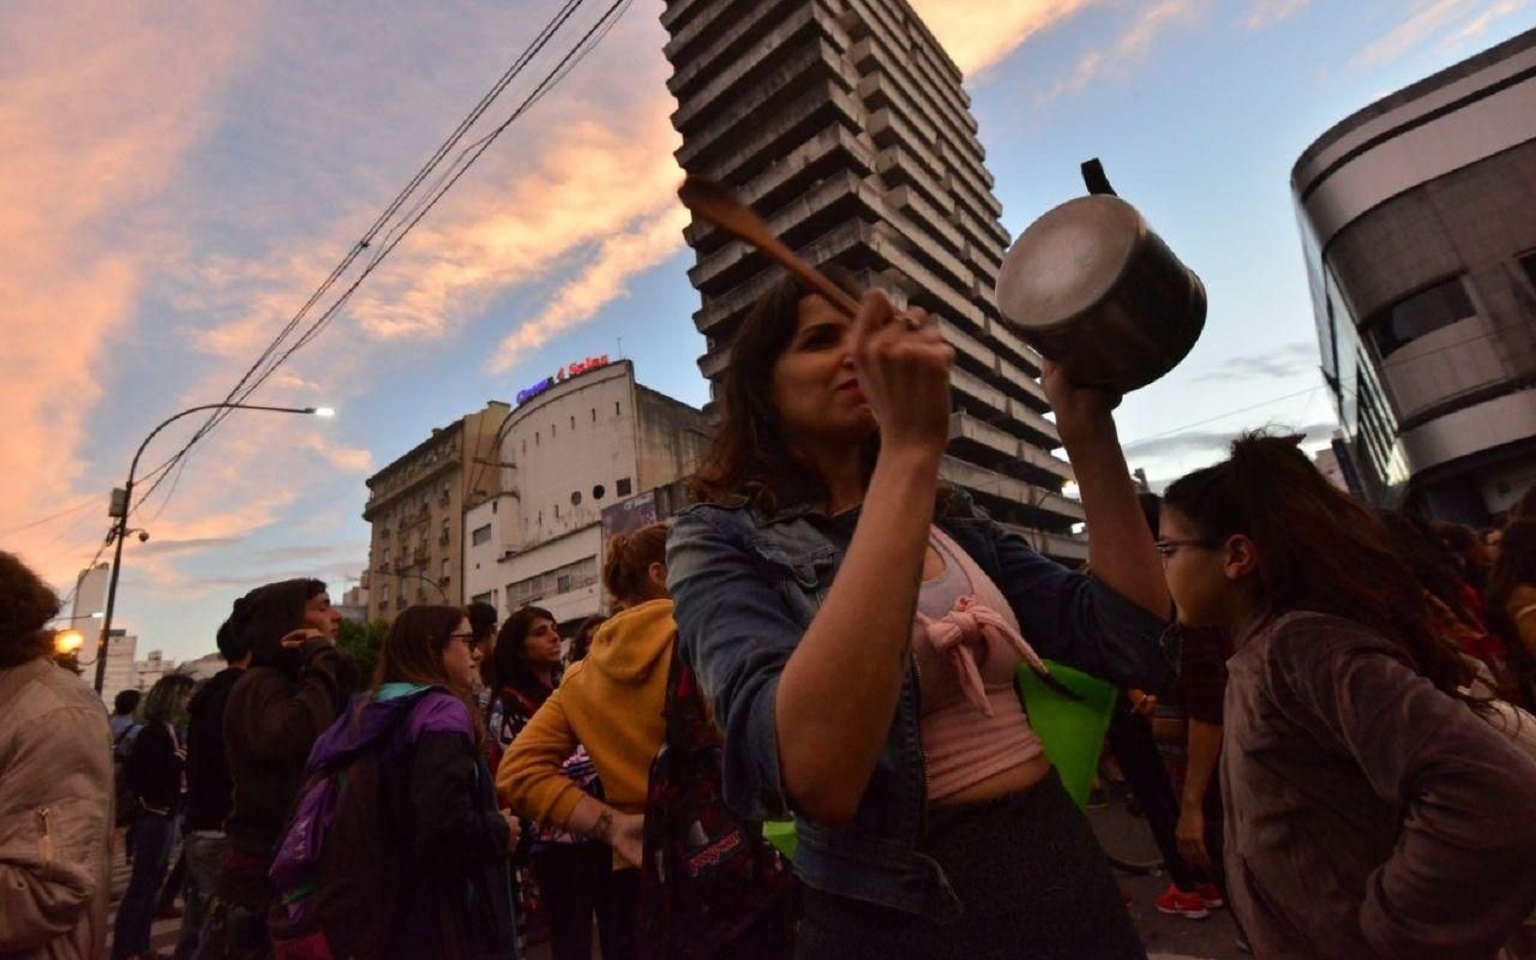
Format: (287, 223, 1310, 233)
(0, 2, 260, 588)
(912, 0, 1109, 78)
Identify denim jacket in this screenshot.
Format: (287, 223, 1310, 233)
(665, 490, 1175, 922)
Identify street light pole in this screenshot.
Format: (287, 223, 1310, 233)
(93, 402, 334, 694)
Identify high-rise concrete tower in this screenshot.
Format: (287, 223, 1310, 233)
(660, 0, 1084, 558)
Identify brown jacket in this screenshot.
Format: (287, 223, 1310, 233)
(0, 659, 113, 960)
(1223, 611, 1536, 959)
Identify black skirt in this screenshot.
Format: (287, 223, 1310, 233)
(795, 770, 1145, 960)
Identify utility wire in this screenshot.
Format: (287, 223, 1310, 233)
(0, 497, 97, 538)
(127, 0, 621, 520)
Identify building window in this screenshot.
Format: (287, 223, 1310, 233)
(522, 439, 527, 455)
(617, 477, 632, 497)
(591, 408, 597, 422)
(381, 583, 391, 603)
(570, 415, 576, 430)
(593, 484, 605, 500)
(615, 401, 621, 416)
(382, 547, 391, 566)
(472, 591, 492, 605)
(1520, 250, 1536, 291)
(441, 558, 451, 582)
(506, 557, 599, 607)
(535, 431, 540, 446)
(1369, 276, 1475, 358)
(554, 503, 561, 519)
(571, 491, 582, 506)
(471, 524, 492, 546)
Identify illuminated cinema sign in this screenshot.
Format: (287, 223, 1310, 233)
(515, 355, 611, 405)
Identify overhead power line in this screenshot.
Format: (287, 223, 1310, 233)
(128, 0, 633, 522)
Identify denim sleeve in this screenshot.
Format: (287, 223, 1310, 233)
(666, 509, 796, 821)
(987, 521, 1176, 691)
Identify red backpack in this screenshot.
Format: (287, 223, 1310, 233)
(637, 644, 799, 960)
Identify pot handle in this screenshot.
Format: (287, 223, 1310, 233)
(1081, 158, 1117, 197)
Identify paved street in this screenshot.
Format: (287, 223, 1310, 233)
(108, 827, 1240, 959)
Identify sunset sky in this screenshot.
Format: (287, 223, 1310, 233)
(5, 0, 1533, 664)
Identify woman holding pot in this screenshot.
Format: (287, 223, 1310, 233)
(666, 272, 1174, 959)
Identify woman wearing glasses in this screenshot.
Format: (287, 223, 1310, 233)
(1159, 435, 1536, 959)
(293, 605, 517, 958)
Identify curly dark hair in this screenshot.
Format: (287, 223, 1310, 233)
(0, 551, 62, 669)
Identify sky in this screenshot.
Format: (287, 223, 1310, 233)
(4, 0, 1533, 666)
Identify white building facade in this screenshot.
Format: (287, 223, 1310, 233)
(465, 359, 708, 628)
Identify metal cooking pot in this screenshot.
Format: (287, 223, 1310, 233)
(995, 160, 1205, 394)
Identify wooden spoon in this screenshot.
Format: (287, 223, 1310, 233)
(677, 175, 863, 317)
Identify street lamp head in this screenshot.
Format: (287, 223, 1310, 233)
(310, 406, 337, 418)
(54, 630, 84, 655)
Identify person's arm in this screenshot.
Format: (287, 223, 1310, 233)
(1176, 719, 1221, 870)
(407, 699, 512, 876)
(1276, 623, 1536, 958)
(563, 797, 644, 868)
(497, 685, 587, 827)
(1042, 361, 1169, 619)
(0, 707, 112, 951)
(242, 639, 352, 763)
(1508, 594, 1536, 662)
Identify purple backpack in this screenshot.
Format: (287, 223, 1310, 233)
(269, 688, 444, 960)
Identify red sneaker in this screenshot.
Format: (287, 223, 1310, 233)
(1196, 882, 1226, 909)
(1154, 884, 1210, 919)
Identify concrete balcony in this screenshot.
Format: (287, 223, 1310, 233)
(949, 412, 1073, 485)
(876, 145, 955, 216)
(666, 0, 804, 94)
(852, 51, 989, 170)
(672, 17, 837, 131)
(693, 220, 871, 335)
(940, 455, 1086, 525)
(660, 0, 712, 35)
(843, 8, 975, 137)
(688, 171, 874, 291)
(678, 81, 862, 184)
(672, 40, 840, 143)
(684, 125, 875, 251)
(883, 183, 965, 258)
(856, 69, 984, 172)
(984, 316, 1045, 380)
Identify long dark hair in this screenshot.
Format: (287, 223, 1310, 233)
(1378, 509, 1481, 628)
(374, 604, 482, 747)
(688, 269, 878, 515)
(1163, 433, 1468, 696)
(491, 605, 556, 706)
(1486, 519, 1536, 676)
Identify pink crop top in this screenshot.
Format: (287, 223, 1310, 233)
(914, 527, 1046, 803)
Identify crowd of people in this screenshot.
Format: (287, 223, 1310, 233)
(4, 273, 1536, 960)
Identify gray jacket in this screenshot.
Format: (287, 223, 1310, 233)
(1223, 611, 1536, 959)
(0, 659, 113, 960)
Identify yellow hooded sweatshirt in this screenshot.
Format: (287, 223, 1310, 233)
(497, 598, 679, 828)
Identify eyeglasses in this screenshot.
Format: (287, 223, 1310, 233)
(1153, 538, 1217, 558)
(448, 631, 481, 651)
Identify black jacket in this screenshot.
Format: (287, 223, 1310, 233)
(127, 723, 183, 816)
(183, 667, 243, 831)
